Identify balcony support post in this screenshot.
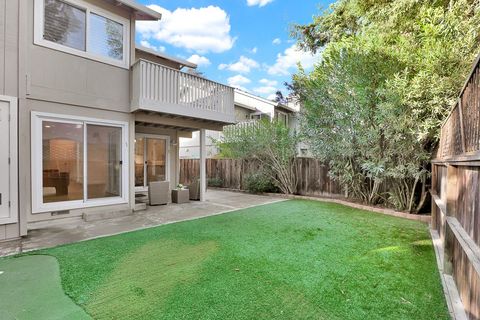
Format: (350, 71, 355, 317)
(199, 129, 207, 202)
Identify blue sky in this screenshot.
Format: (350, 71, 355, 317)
(135, 0, 334, 99)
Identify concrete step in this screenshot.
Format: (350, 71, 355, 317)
(134, 202, 147, 212)
(82, 208, 133, 222)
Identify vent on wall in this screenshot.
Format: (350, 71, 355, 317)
(51, 210, 70, 216)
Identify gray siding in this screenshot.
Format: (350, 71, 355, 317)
(0, 0, 19, 97)
(0, 1, 20, 240)
(25, 0, 132, 112)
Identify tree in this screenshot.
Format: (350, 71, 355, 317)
(291, 0, 480, 212)
(215, 120, 299, 194)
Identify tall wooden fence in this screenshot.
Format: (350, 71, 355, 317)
(432, 54, 480, 319)
(180, 158, 343, 197)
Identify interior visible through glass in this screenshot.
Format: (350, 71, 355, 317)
(134, 137, 145, 187)
(87, 124, 122, 199)
(147, 138, 167, 184)
(135, 137, 167, 188)
(42, 121, 84, 203)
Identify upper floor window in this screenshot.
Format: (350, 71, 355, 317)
(35, 0, 130, 68)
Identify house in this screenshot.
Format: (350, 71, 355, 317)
(0, 0, 235, 242)
(180, 89, 299, 159)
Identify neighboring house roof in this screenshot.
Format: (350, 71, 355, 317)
(135, 46, 198, 69)
(115, 0, 162, 20)
(234, 89, 300, 114)
(275, 103, 297, 113)
(235, 89, 277, 107)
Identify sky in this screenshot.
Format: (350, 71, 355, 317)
(135, 0, 334, 100)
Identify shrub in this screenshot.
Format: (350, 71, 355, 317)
(244, 172, 279, 194)
(207, 177, 223, 188)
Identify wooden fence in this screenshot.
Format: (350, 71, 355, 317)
(179, 158, 343, 197)
(432, 54, 480, 319)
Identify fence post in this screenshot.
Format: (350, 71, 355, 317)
(443, 164, 458, 275)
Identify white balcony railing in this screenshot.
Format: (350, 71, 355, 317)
(131, 59, 235, 124)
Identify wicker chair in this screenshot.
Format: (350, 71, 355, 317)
(148, 181, 170, 205)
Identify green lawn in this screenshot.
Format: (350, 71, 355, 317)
(1, 200, 448, 319)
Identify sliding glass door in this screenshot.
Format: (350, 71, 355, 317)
(32, 112, 129, 213)
(135, 135, 169, 190)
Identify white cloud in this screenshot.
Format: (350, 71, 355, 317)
(137, 5, 235, 54)
(267, 93, 277, 101)
(268, 44, 321, 76)
(227, 75, 251, 91)
(272, 38, 281, 45)
(259, 78, 278, 86)
(218, 56, 259, 73)
(140, 40, 166, 52)
(253, 86, 277, 95)
(247, 0, 274, 7)
(249, 47, 258, 54)
(187, 54, 211, 67)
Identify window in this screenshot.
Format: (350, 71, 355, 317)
(42, 121, 84, 203)
(32, 113, 129, 213)
(44, 0, 86, 51)
(250, 112, 270, 121)
(34, 0, 129, 68)
(89, 13, 124, 60)
(275, 111, 288, 126)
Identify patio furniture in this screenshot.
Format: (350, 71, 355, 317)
(188, 179, 201, 201)
(172, 189, 189, 204)
(148, 181, 170, 205)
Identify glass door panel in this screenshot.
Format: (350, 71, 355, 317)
(135, 137, 145, 187)
(146, 138, 167, 184)
(42, 121, 84, 203)
(87, 124, 122, 199)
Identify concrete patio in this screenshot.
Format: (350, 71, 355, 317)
(0, 190, 285, 257)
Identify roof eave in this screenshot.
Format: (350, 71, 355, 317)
(115, 0, 162, 21)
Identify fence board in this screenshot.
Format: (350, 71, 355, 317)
(432, 53, 480, 319)
(180, 158, 342, 197)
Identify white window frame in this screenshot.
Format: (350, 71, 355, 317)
(134, 133, 171, 193)
(0, 96, 18, 224)
(276, 111, 289, 126)
(34, 0, 130, 69)
(31, 112, 130, 213)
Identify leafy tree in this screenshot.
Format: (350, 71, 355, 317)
(215, 120, 299, 194)
(291, 0, 480, 212)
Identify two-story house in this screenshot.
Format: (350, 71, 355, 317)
(0, 0, 235, 242)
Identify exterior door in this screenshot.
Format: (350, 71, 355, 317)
(0, 96, 18, 224)
(135, 134, 169, 191)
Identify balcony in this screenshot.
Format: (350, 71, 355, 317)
(131, 59, 235, 124)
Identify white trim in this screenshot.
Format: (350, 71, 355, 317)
(134, 133, 170, 192)
(31, 111, 130, 213)
(0, 96, 18, 224)
(275, 110, 289, 126)
(34, 0, 130, 69)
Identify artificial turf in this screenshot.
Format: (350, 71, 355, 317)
(5, 200, 448, 319)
